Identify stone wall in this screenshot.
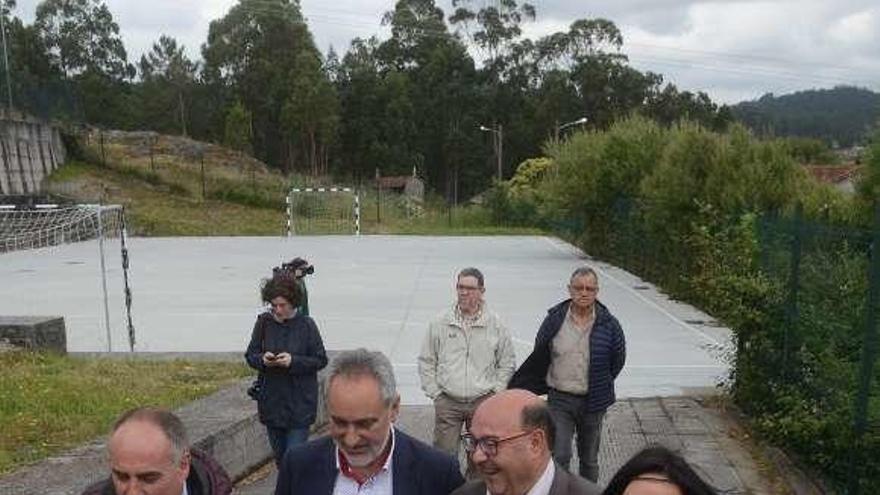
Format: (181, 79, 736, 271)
(0, 111, 67, 196)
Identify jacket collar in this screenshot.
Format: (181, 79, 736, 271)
(549, 299, 608, 321)
(442, 304, 489, 328)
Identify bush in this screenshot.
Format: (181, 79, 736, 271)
(485, 115, 880, 491)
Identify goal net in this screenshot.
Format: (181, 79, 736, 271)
(0, 204, 123, 254)
(0, 204, 136, 351)
(286, 187, 361, 236)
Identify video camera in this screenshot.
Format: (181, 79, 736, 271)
(274, 257, 314, 279)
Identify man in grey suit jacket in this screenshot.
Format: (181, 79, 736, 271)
(452, 390, 600, 495)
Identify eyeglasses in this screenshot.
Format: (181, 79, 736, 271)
(568, 284, 598, 293)
(456, 284, 482, 292)
(461, 430, 534, 457)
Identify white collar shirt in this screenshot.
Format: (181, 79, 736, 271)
(487, 459, 555, 495)
(332, 428, 395, 495)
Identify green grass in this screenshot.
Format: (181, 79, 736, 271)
(47, 136, 541, 236)
(0, 351, 252, 474)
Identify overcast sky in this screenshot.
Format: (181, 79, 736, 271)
(13, 0, 880, 104)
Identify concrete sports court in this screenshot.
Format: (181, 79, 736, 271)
(0, 235, 731, 405)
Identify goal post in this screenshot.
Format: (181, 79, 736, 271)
(0, 203, 136, 352)
(286, 187, 361, 236)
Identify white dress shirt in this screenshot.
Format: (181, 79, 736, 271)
(333, 429, 396, 495)
(487, 458, 555, 495)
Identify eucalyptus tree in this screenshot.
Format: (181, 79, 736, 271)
(283, 50, 339, 175)
(139, 35, 198, 136)
(1, 1, 68, 117)
(34, 0, 134, 126)
(202, 0, 334, 171)
(377, 0, 486, 196)
(34, 0, 131, 80)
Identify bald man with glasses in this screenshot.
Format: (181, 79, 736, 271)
(452, 389, 600, 495)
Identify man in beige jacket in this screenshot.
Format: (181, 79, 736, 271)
(418, 267, 517, 460)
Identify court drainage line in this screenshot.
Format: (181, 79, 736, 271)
(541, 237, 723, 348)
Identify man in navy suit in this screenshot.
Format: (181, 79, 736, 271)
(275, 348, 465, 495)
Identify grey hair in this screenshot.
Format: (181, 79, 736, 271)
(325, 349, 398, 407)
(111, 407, 189, 463)
(570, 266, 598, 284)
(458, 267, 484, 287)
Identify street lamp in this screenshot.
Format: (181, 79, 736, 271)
(479, 123, 503, 180)
(555, 117, 588, 141)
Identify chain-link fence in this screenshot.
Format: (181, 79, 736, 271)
(754, 206, 879, 493)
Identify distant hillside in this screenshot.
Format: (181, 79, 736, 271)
(731, 86, 880, 147)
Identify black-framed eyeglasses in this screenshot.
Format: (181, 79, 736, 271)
(461, 430, 534, 457)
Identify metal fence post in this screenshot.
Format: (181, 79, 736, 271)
(199, 150, 206, 201)
(99, 129, 106, 167)
(375, 168, 381, 224)
(95, 205, 112, 352)
(847, 202, 880, 494)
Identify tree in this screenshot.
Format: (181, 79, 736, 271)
(374, 0, 487, 196)
(449, 0, 535, 65)
(202, 0, 331, 170)
(33, 0, 135, 127)
(0, 1, 71, 118)
(139, 35, 198, 136)
(34, 0, 132, 80)
(224, 100, 252, 155)
(282, 51, 339, 175)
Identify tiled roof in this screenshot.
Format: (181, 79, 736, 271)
(804, 164, 861, 184)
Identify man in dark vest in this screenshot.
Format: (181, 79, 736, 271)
(509, 266, 626, 483)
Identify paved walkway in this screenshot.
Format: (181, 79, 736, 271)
(235, 396, 774, 494)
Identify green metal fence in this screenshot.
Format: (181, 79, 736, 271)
(556, 199, 880, 493)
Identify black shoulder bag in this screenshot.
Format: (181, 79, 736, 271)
(247, 318, 267, 400)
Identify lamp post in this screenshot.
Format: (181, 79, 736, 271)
(555, 117, 588, 141)
(479, 123, 503, 180)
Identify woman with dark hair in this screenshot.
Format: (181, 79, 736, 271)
(245, 273, 327, 466)
(603, 446, 717, 495)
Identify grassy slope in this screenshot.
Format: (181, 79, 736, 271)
(0, 351, 251, 474)
(47, 133, 542, 236)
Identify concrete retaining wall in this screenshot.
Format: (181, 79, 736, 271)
(0, 111, 67, 196)
(0, 316, 67, 353)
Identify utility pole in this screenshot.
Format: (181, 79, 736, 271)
(479, 124, 504, 181)
(0, 7, 12, 111)
(496, 123, 503, 181)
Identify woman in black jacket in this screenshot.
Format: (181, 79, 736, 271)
(245, 274, 327, 466)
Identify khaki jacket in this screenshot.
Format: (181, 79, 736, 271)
(418, 305, 516, 400)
